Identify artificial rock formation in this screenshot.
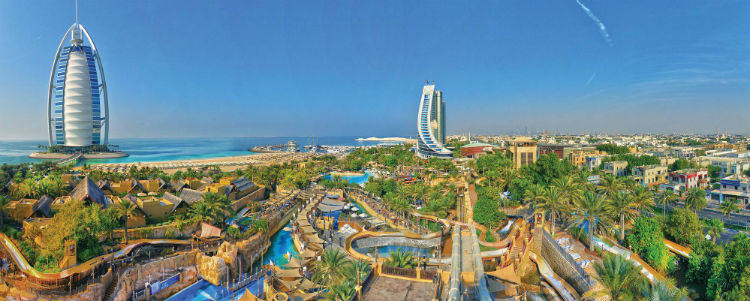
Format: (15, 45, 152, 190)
(217, 241, 239, 276)
(196, 252, 229, 286)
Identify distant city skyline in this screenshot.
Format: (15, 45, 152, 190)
(0, 0, 748, 140)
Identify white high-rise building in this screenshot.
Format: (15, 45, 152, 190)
(46, 22, 109, 147)
(416, 84, 452, 158)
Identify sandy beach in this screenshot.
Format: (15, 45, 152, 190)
(86, 152, 316, 174)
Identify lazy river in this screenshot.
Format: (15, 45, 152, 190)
(166, 222, 298, 301)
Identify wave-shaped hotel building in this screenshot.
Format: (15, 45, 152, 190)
(46, 22, 109, 147)
(416, 84, 452, 158)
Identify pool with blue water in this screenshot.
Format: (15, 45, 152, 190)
(166, 222, 298, 300)
(323, 171, 374, 185)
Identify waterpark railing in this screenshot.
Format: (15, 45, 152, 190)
(229, 268, 267, 292)
(382, 265, 418, 278)
(542, 230, 593, 292)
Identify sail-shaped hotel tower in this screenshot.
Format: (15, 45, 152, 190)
(46, 22, 109, 147)
(416, 84, 452, 158)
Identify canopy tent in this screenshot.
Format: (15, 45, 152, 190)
(303, 234, 325, 245)
(292, 290, 321, 301)
(299, 225, 316, 234)
(300, 249, 318, 259)
(486, 265, 521, 284)
(274, 266, 302, 280)
(296, 278, 320, 291)
(238, 288, 262, 301)
(284, 257, 304, 270)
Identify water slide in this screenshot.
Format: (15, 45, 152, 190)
(0, 233, 188, 281)
(663, 239, 691, 258)
(528, 252, 578, 301)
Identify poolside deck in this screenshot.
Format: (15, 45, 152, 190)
(362, 276, 434, 301)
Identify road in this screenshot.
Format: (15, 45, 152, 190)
(654, 199, 750, 244)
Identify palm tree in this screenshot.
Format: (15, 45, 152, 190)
(0, 195, 9, 228)
(718, 198, 739, 223)
(524, 184, 547, 210)
(608, 191, 638, 242)
(115, 199, 139, 243)
(599, 175, 623, 199)
(704, 218, 724, 244)
(311, 248, 350, 289)
(344, 260, 371, 284)
(572, 190, 610, 250)
(656, 190, 677, 214)
(684, 188, 706, 214)
(587, 253, 642, 301)
(630, 186, 654, 214)
(324, 283, 356, 301)
(552, 175, 582, 204)
(537, 186, 568, 235)
(639, 279, 687, 301)
(385, 248, 417, 268)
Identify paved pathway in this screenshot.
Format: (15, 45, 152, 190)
(362, 276, 433, 301)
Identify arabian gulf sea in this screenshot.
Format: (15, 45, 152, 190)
(0, 136, 397, 165)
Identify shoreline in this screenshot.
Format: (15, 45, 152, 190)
(84, 152, 316, 174)
(355, 137, 415, 143)
(29, 151, 129, 160)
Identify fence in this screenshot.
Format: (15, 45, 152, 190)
(381, 265, 418, 278)
(541, 230, 592, 294)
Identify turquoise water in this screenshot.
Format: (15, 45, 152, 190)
(165, 277, 264, 301)
(323, 171, 374, 185)
(0, 137, 388, 165)
(166, 221, 297, 301)
(254, 221, 299, 272)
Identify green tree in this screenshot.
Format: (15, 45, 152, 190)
(664, 208, 702, 247)
(115, 199, 139, 243)
(627, 216, 672, 272)
(704, 218, 724, 244)
(598, 174, 623, 199)
(596, 144, 631, 155)
(656, 190, 677, 214)
(537, 186, 568, 235)
(587, 253, 641, 301)
(473, 194, 505, 229)
(719, 198, 740, 223)
(311, 248, 351, 289)
(385, 248, 417, 268)
(639, 279, 687, 301)
(572, 190, 610, 250)
(706, 234, 750, 300)
(607, 191, 638, 242)
(684, 188, 706, 214)
(0, 195, 9, 228)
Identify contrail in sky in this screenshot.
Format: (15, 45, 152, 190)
(575, 0, 613, 46)
(584, 72, 597, 87)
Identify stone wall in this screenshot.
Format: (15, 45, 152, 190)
(112, 250, 198, 301)
(540, 231, 592, 294)
(236, 232, 268, 273)
(112, 223, 198, 240)
(232, 187, 266, 211)
(353, 235, 440, 250)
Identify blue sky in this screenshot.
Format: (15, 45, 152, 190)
(0, 0, 748, 139)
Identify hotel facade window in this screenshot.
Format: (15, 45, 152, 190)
(416, 84, 452, 159)
(46, 23, 109, 147)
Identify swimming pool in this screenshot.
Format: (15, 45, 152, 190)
(166, 222, 297, 300)
(323, 171, 374, 185)
(165, 276, 264, 301)
(354, 245, 434, 258)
